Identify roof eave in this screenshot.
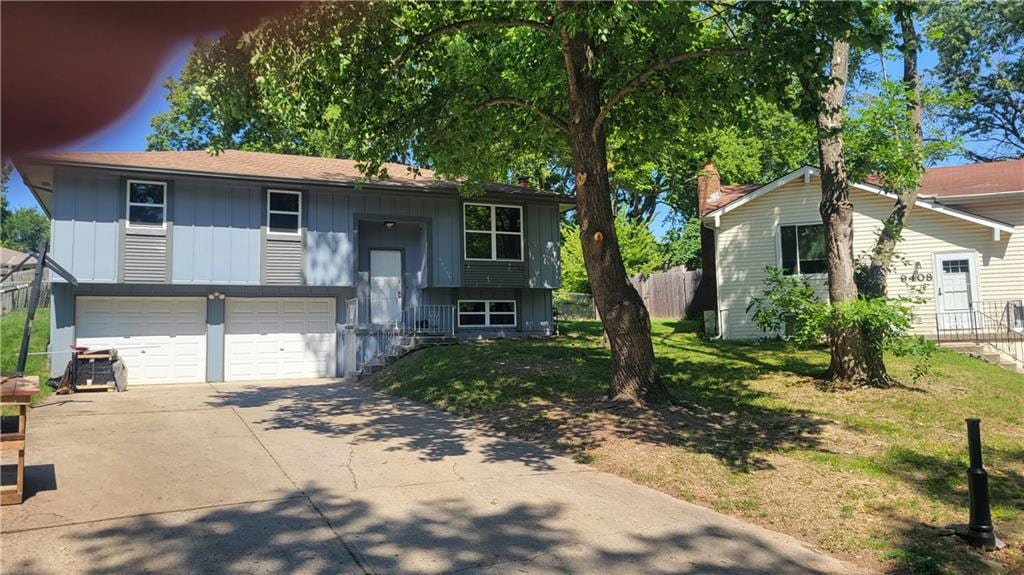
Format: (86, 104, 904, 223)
(23, 157, 570, 202)
(702, 165, 1015, 235)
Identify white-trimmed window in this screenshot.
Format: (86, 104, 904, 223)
(126, 180, 166, 228)
(779, 223, 827, 275)
(458, 300, 517, 327)
(464, 203, 523, 261)
(267, 190, 302, 235)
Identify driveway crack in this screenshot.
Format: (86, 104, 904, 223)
(449, 457, 466, 481)
(345, 442, 360, 490)
(223, 401, 374, 575)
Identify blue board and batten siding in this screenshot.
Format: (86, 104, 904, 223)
(526, 203, 561, 289)
(51, 167, 559, 290)
(51, 169, 120, 283)
(173, 179, 263, 284)
(306, 187, 461, 286)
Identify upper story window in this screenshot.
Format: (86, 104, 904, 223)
(267, 190, 302, 235)
(126, 180, 166, 228)
(780, 223, 827, 275)
(464, 203, 522, 261)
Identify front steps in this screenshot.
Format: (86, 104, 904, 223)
(940, 341, 1024, 374)
(354, 335, 458, 380)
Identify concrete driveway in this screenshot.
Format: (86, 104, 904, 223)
(1, 380, 859, 574)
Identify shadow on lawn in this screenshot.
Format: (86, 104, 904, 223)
(881, 446, 1024, 521)
(6, 482, 844, 575)
(481, 327, 829, 472)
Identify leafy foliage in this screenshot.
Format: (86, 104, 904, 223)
(747, 267, 936, 384)
(746, 267, 828, 345)
(925, 0, 1024, 161)
(1, 207, 49, 253)
(560, 212, 664, 294)
(661, 216, 703, 270)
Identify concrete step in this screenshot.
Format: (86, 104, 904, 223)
(941, 342, 1024, 373)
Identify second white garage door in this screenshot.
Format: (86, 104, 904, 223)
(224, 298, 337, 381)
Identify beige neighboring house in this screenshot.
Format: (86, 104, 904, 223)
(698, 159, 1024, 344)
(1, 246, 36, 274)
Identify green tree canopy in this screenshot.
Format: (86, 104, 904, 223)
(561, 211, 664, 294)
(926, 0, 1024, 161)
(1, 208, 49, 253)
(661, 216, 703, 271)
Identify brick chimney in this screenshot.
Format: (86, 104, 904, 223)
(696, 161, 720, 216)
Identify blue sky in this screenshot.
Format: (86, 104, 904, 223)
(3, 34, 979, 240)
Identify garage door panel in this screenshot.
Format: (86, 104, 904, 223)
(76, 297, 207, 385)
(224, 298, 336, 381)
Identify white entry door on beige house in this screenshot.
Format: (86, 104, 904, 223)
(75, 296, 208, 384)
(935, 252, 980, 331)
(223, 297, 336, 381)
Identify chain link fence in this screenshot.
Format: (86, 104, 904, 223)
(553, 292, 598, 320)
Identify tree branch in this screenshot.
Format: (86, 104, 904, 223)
(394, 18, 554, 65)
(474, 97, 569, 134)
(591, 47, 747, 140)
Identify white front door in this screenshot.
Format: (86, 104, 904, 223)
(936, 253, 978, 331)
(370, 250, 402, 323)
(76, 297, 207, 384)
(224, 298, 336, 381)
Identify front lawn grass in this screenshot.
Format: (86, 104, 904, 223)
(1, 308, 54, 406)
(368, 319, 1024, 575)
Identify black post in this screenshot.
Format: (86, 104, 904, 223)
(961, 418, 998, 550)
(15, 240, 48, 375)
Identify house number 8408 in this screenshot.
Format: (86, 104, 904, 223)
(900, 273, 932, 282)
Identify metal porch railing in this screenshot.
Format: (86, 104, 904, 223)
(355, 303, 455, 375)
(935, 299, 1024, 365)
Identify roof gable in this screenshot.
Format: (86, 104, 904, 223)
(703, 166, 1014, 237)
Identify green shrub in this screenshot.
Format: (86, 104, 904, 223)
(747, 266, 937, 383)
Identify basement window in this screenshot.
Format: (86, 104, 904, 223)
(126, 180, 166, 228)
(267, 190, 302, 235)
(458, 300, 517, 327)
(780, 224, 827, 275)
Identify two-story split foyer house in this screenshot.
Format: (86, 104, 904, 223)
(698, 159, 1024, 347)
(14, 150, 571, 384)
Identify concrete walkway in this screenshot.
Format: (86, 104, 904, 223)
(1, 380, 860, 574)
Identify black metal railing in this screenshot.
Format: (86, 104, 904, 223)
(935, 299, 1024, 365)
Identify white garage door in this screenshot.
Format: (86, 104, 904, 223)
(224, 298, 336, 381)
(76, 297, 208, 384)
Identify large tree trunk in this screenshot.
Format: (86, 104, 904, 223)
(861, 5, 925, 298)
(816, 39, 891, 386)
(558, 4, 670, 404)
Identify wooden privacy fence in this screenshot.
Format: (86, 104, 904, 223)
(630, 268, 702, 319)
(1, 270, 50, 316)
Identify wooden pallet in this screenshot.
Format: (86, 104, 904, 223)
(75, 384, 115, 393)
